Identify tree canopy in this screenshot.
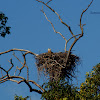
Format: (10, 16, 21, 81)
(41, 64, 100, 100)
(79, 64, 100, 100)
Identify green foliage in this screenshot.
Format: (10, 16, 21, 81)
(0, 12, 11, 37)
(41, 80, 80, 100)
(79, 64, 100, 100)
(13, 64, 100, 100)
(41, 64, 100, 100)
(14, 94, 29, 100)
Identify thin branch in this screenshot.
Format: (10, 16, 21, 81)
(8, 58, 14, 72)
(66, 0, 93, 64)
(0, 66, 9, 78)
(16, 54, 26, 76)
(80, 0, 93, 34)
(36, 0, 76, 39)
(0, 69, 3, 77)
(8, 76, 34, 92)
(41, 6, 68, 51)
(28, 80, 45, 92)
(26, 65, 29, 80)
(46, 0, 52, 4)
(15, 80, 42, 94)
(67, 34, 81, 42)
(1, 75, 43, 94)
(0, 48, 44, 94)
(0, 78, 8, 83)
(0, 49, 37, 79)
(0, 75, 7, 79)
(41, 7, 67, 42)
(13, 77, 43, 94)
(64, 34, 81, 51)
(0, 48, 38, 56)
(13, 52, 23, 65)
(13, 52, 28, 78)
(0, 66, 7, 73)
(37, 0, 93, 62)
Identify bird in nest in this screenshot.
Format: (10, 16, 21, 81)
(48, 48, 53, 53)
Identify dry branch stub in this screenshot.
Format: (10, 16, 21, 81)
(35, 51, 79, 81)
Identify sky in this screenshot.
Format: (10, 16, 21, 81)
(0, 0, 100, 100)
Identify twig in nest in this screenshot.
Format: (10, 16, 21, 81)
(35, 51, 79, 81)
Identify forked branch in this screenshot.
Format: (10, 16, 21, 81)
(41, 7, 67, 45)
(36, 0, 76, 39)
(0, 48, 45, 94)
(0, 0, 94, 96)
(36, 0, 93, 63)
(66, 0, 93, 63)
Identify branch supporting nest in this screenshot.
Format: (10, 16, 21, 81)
(0, 0, 94, 95)
(36, 0, 93, 63)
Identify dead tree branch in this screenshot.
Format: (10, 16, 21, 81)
(0, 0, 94, 96)
(36, 0, 75, 38)
(66, 0, 93, 63)
(46, 0, 52, 4)
(36, 0, 77, 51)
(0, 48, 45, 94)
(0, 48, 38, 56)
(0, 67, 44, 94)
(36, 0, 93, 64)
(13, 52, 29, 80)
(41, 6, 67, 46)
(28, 80, 45, 92)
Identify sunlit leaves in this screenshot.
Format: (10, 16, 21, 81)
(14, 94, 29, 100)
(79, 64, 100, 100)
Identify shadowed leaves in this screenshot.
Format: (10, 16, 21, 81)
(0, 12, 11, 37)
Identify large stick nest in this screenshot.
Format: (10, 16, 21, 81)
(35, 51, 79, 81)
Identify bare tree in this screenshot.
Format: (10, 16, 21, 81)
(0, 0, 93, 95)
